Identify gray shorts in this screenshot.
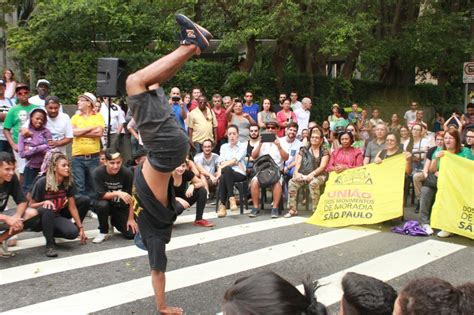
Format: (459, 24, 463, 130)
(127, 88, 189, 172)
(0, 209, 16, 231)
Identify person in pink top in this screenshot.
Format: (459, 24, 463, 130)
(326, 131, 363, 173)
(276, 99, 297, 137)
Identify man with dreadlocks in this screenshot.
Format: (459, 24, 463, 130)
(29, 152, 90, 257)
(126, 14, 212, 314)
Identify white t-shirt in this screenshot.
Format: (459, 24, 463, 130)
(404, 110, 417, 126)
(279, 137, 302, 167)
(294, 108, 310, 136)
(290, 101, 302, 111)
(255, 141, 290, 169)
(194, 152, 219, 174)
(22, 112, 73, 154)
(100, 103, 125, 134)
(0, 98, 14, 141)
(28, 95, 64, 113)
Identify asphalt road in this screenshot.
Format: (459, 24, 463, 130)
(1, 202, 472, 315)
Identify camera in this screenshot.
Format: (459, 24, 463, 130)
(171, 96, 181, 102)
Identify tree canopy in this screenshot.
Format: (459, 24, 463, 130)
(4, 0, 472, 107)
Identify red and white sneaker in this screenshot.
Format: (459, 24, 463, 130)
(193, 219, 214, 227)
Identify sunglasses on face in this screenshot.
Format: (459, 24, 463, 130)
(17, 92, 29, 96)
(267, 127, 276, 130)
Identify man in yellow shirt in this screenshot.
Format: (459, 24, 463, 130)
(188, 95, 217, 154)
(71, 92, 104, 198)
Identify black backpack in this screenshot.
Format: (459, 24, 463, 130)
(252, 154, 281, 188)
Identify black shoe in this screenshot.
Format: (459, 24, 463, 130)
(45, 246, 58, 258)
(414, 202, 420, 214)
(175, 14, 212, 52)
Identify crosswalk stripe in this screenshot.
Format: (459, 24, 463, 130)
(295, 239, 466, 306)
(0, 217, 306, 285)
(10, 210, 245, 252)
(2, 227, 379, 314)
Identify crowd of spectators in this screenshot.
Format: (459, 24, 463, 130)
(0, 74, 473, 257)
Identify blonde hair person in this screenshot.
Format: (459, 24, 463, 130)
(29, 153, 89, 257)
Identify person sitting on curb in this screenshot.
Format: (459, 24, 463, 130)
(172, 162, 214, 227)
(29, 152, 89, 257)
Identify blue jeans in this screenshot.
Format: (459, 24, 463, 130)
(72, 155, 99, 199)
(23, 166, 40, 194)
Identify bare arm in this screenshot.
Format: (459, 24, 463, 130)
(3, 129, 17, 152)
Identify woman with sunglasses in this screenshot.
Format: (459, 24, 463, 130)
(29, 153, 89, 257)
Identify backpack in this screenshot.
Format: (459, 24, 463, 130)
(252, 154, 281, 188)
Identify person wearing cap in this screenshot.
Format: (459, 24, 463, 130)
(20, 96, 72, 155)
(70, 92, 104, 199)
(3, 83, 38, 178)
(92, 148, 137, 244)
(18, 108, 52, 193)
(249, 119, 289, 218)
(29, 79, 50, 107)
(0, 79, 15, 154)
(98, 97, 125, 151)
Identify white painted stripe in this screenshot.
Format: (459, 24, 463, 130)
(11, 210, 246, 252)
(0, 217, 306, 285)
(2, 227, 379, 314)
(295, 239, 465, 306)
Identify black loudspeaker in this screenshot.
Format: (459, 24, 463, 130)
(96, 58, 127, 97)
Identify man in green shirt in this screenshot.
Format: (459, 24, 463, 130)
(3, 83, 38, 176)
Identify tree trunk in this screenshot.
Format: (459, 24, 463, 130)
(341, 47, 360, 80)
(305, 43, 315, 98)
(237, 36, 256, 73)
(272, 40, 288, 91)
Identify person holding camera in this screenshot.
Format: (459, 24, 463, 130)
(249, 119, 289, 218)
(170, 87, 187, 130)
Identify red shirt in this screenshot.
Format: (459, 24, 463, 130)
(326, 147, 364, 172)
(212, 107, 227, 141)
(276, 110, 297, 137)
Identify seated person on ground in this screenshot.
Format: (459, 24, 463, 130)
(339, 272, 397, 315)
(92, 148, 138, 244)
(216, 125, 247, 218)
(29, 152, 89, 257)
(222, 271, 327, 315)
(394, 277, 474, 315)
(172, 162, 214, 227)
(249, 119, 289, 218)
(0, 152, 39, 257)
(285, 126, 329, 217)
(193, 139, 220, 198)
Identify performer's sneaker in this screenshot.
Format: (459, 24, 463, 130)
(175, 14, 212, 53)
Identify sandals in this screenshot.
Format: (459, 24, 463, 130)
(283, 209, 298, 218)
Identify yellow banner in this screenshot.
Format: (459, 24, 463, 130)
(307, 154, 405, 227)
(431, 153, 474, 239)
